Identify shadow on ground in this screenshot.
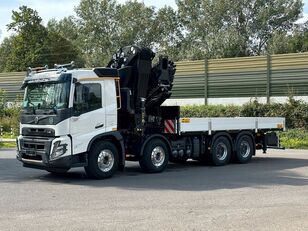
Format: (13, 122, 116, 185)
(1, 151, 308, 191)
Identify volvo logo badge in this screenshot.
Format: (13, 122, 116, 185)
(34, 116, 39, 124)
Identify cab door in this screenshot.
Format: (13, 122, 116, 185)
(70, 81, 106, 154)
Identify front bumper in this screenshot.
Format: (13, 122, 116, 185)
(17, 136, 73, 170)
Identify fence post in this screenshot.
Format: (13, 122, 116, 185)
(266, 54, 272, 104)
(204, 58, 209, 105)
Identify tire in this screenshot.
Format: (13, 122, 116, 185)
(84, 141, 119, 179)
(139, 139, 169, 173)
(211, 136, 231, 166)
(235, 135, 254, 164)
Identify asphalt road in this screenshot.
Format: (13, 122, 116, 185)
(0, 149, 308, 231)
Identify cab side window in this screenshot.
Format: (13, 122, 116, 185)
(73, 83, 102, 115)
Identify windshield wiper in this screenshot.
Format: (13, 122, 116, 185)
(40, 107, 57, 115)
(26, 101, 36, 115)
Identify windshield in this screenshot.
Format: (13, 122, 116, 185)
(23, 75, 71, 112)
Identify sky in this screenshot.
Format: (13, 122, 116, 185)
(0, 0, 307, 42)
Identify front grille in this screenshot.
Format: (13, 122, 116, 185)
(23, 142, 45, 150)
(19, 137, 53, 162)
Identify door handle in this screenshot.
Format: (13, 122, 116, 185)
(95, 123, 104, 129)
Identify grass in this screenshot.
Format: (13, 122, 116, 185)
(279, 130, 308, 150)
(0, 133, 17, 149)
(0, 142, 16, 149)
(0, 133, 17, 139)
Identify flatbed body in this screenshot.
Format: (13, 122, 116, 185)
(179, 117, 285, 134)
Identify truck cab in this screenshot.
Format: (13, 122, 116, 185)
(17, 66, 121, 175)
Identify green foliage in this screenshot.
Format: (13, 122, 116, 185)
(0, 0, 306, 70)
(0, 142, 16, 149)
(154, 6, 184, 61)
(0, 90, 5, 117)
(0, 90, 21, 135)
(0, 116, 19, 135)
(287, 24, 308, 53)
(46, 30, 82, 66)
(1, 6, 83, 71)
(177, 0, 303, 58)
(181, 105, 242, 117)
(47, 17, 85, 67)
(5, 6, 49, 71)
(240, 97, 308, 130)
(268, 23, 308, 54)
(181, 98, 308, 150)
(74, 0, 182, 65)
(7, 6, 43, 34)
(47, 16, 80, 44)
(75, 0, 119, 66)
(0, 37, 13, 72)
(116, 1, 156, 47)
(279, 130, 308, 149)
(181, 97, 308, 130)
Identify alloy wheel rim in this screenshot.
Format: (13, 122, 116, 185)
(97, 149, 114, 172)
(240, 141, 251, 158)
(216, 142, 228, 161)
(151, 146, 166, 167)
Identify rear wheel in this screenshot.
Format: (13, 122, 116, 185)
(235, 135, 254, 164)
(211, 136, 231, 166)
(139, 139, 169, 173)
(85, 141, 119, 179)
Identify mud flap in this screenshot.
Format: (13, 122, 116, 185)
(266, 132, 285, 150)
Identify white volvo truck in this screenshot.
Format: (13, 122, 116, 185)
(17, 46, 285, 179)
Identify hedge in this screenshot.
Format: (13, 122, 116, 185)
(181, 97, 308, 130)
(279, 130, 308, 149)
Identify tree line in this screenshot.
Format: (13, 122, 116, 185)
(0, 0, 307, 72)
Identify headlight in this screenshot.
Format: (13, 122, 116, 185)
(50, 141, 68, 160)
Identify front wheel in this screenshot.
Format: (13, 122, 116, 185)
(85, 141, 119, 179)
(139, 139, 169, 173)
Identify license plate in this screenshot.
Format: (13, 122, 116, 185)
(26, 149, 36, 156)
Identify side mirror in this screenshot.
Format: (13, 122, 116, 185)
(20, 81, 27, 90)
(72, 81, 81, 116)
